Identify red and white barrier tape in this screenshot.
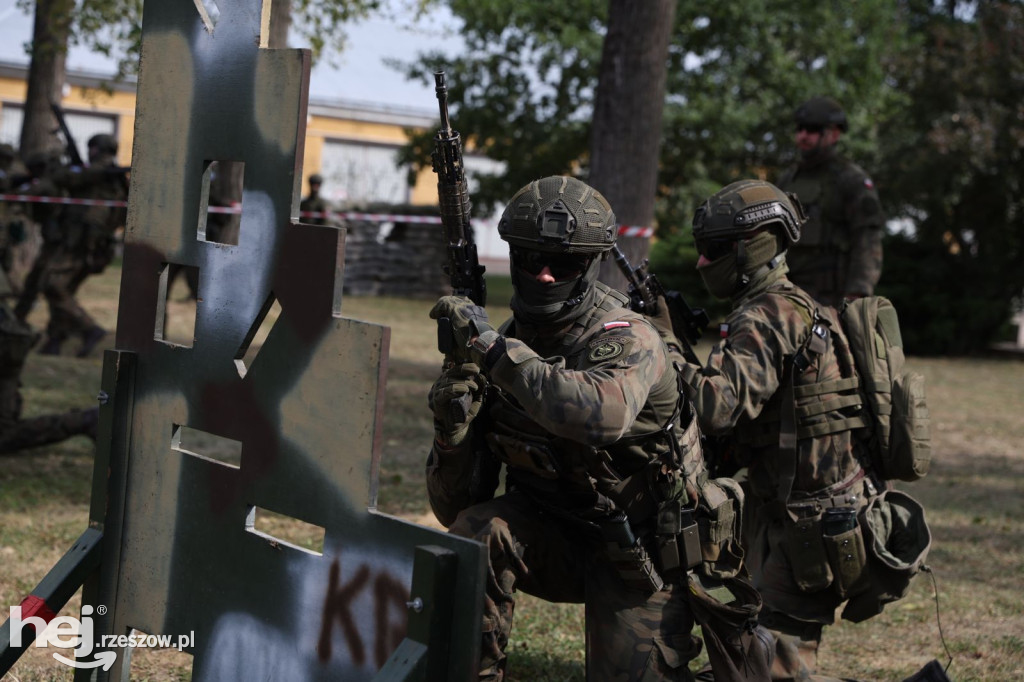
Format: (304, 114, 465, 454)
(0, 193, 654, 236)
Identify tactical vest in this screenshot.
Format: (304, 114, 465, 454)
(732, 282, 868, 503)
(778, 159, 848, 300)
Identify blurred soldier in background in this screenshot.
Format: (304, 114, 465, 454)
(299, 173, 329, 225)
(17, 133, 127, 357)
(11, 150, 64, 316)
(0, 142, 32, 292)
(1, 272, 97, 454)
(426, 177, 764, 681)
(775, 97, 884, 308)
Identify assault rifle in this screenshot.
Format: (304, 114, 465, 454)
(431, 70, 486, 357)
(50, 102, 84, 168)
(611, 245, 708, 365)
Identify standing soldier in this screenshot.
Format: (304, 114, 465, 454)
(12, 150, 65, 318)
(299, 173, 329, 225)
(27, 133, 127, 356)
(426, 176, 764, 681)
(775, 97, 884, 307)
(678, 180, 932, 681)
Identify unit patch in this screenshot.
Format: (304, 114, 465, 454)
(588, 339, 625, 362)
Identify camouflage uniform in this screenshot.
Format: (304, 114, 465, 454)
(775, 98, 884, 308)
(0, 296, 97, 454)
(427, 177, 717, 681)
(681, 180, 878, 681)
(36, 136, 127, 354)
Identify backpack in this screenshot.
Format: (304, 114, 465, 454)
(838, 296, 931, 481)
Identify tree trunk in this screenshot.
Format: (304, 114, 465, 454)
(19, 0, 74, 159)
(590, 0, 677, 291)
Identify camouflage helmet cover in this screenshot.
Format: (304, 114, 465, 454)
(692, 179, 807, 246)
(87, 133, 118, 156)
(794, 96, 848, 132)
(498, 176, 617, 254)
(308, 173, 323, 184)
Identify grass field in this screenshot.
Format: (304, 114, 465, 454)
(2, 262, 1023, 681)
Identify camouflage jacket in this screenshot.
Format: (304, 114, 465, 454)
(427, 282, 707, 531)
(776, 147, 884, 306)
(679, 262, 864, 502)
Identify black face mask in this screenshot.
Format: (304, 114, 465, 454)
(510, 251, 601, 327)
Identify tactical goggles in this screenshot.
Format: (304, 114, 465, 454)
(512, 249, 592, 280)
(795, 123, 824, 134)
(695, 237, 736, 262)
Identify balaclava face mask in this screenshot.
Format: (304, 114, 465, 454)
(697, 231, 781, 300)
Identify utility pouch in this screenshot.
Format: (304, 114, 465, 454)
(782, 513, 833, 592)
(822, 509, 869, 599)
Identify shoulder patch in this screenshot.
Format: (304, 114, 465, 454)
(603, 320, 631, 330)
(864, 177, 875, 190)
(587, 337, 626, 362)
(720, 323, 730, 338)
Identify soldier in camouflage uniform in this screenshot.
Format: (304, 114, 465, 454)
(23, 133, 127, 356)
(775, 97, 884, 308)
(1, 274, 98, 454)
(299, 173, 329, 226)
(426, 176, 733, 681)
(679, 180, 882, 681)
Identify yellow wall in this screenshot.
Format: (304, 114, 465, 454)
(2, 73, 437, 205)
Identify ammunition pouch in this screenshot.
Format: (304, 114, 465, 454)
(696, 477, 746, 580)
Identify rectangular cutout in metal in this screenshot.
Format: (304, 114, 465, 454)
(199, 159, 242, 245)
(155, 263, 198, 348)
(245, 506, 325, 556)
(172, 424, 243, 469)
(234, 293, 282, 378)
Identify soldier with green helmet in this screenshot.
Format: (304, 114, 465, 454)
(775, 97, 884, 308)
(425, 176, 757, 680)
(679, 179, 897, 681)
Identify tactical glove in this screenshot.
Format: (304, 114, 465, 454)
(429, 295, 502, 367)
(428, 361, 486, 447)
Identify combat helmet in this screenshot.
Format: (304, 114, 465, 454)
(308, 173, 323, 185)
(794, 96, 848, 132)
(500, 176, 618, 326)
(498, 175, 617, 255)
(87, 133, 118, 157)
(692, 179, 806, 249)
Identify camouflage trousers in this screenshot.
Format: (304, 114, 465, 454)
(448, 491, 701, 681)
(0, 379, 97, 454)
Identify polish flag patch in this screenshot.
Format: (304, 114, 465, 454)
(603, 321, 632, 330)
(864, 178, 875, 189)
(720, 323, 730, 338)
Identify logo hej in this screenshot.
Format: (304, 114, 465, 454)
(10, 604, 115, 670)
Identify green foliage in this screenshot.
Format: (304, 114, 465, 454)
(395, 0, 605, 213)
(873, 1, 1024, 354)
